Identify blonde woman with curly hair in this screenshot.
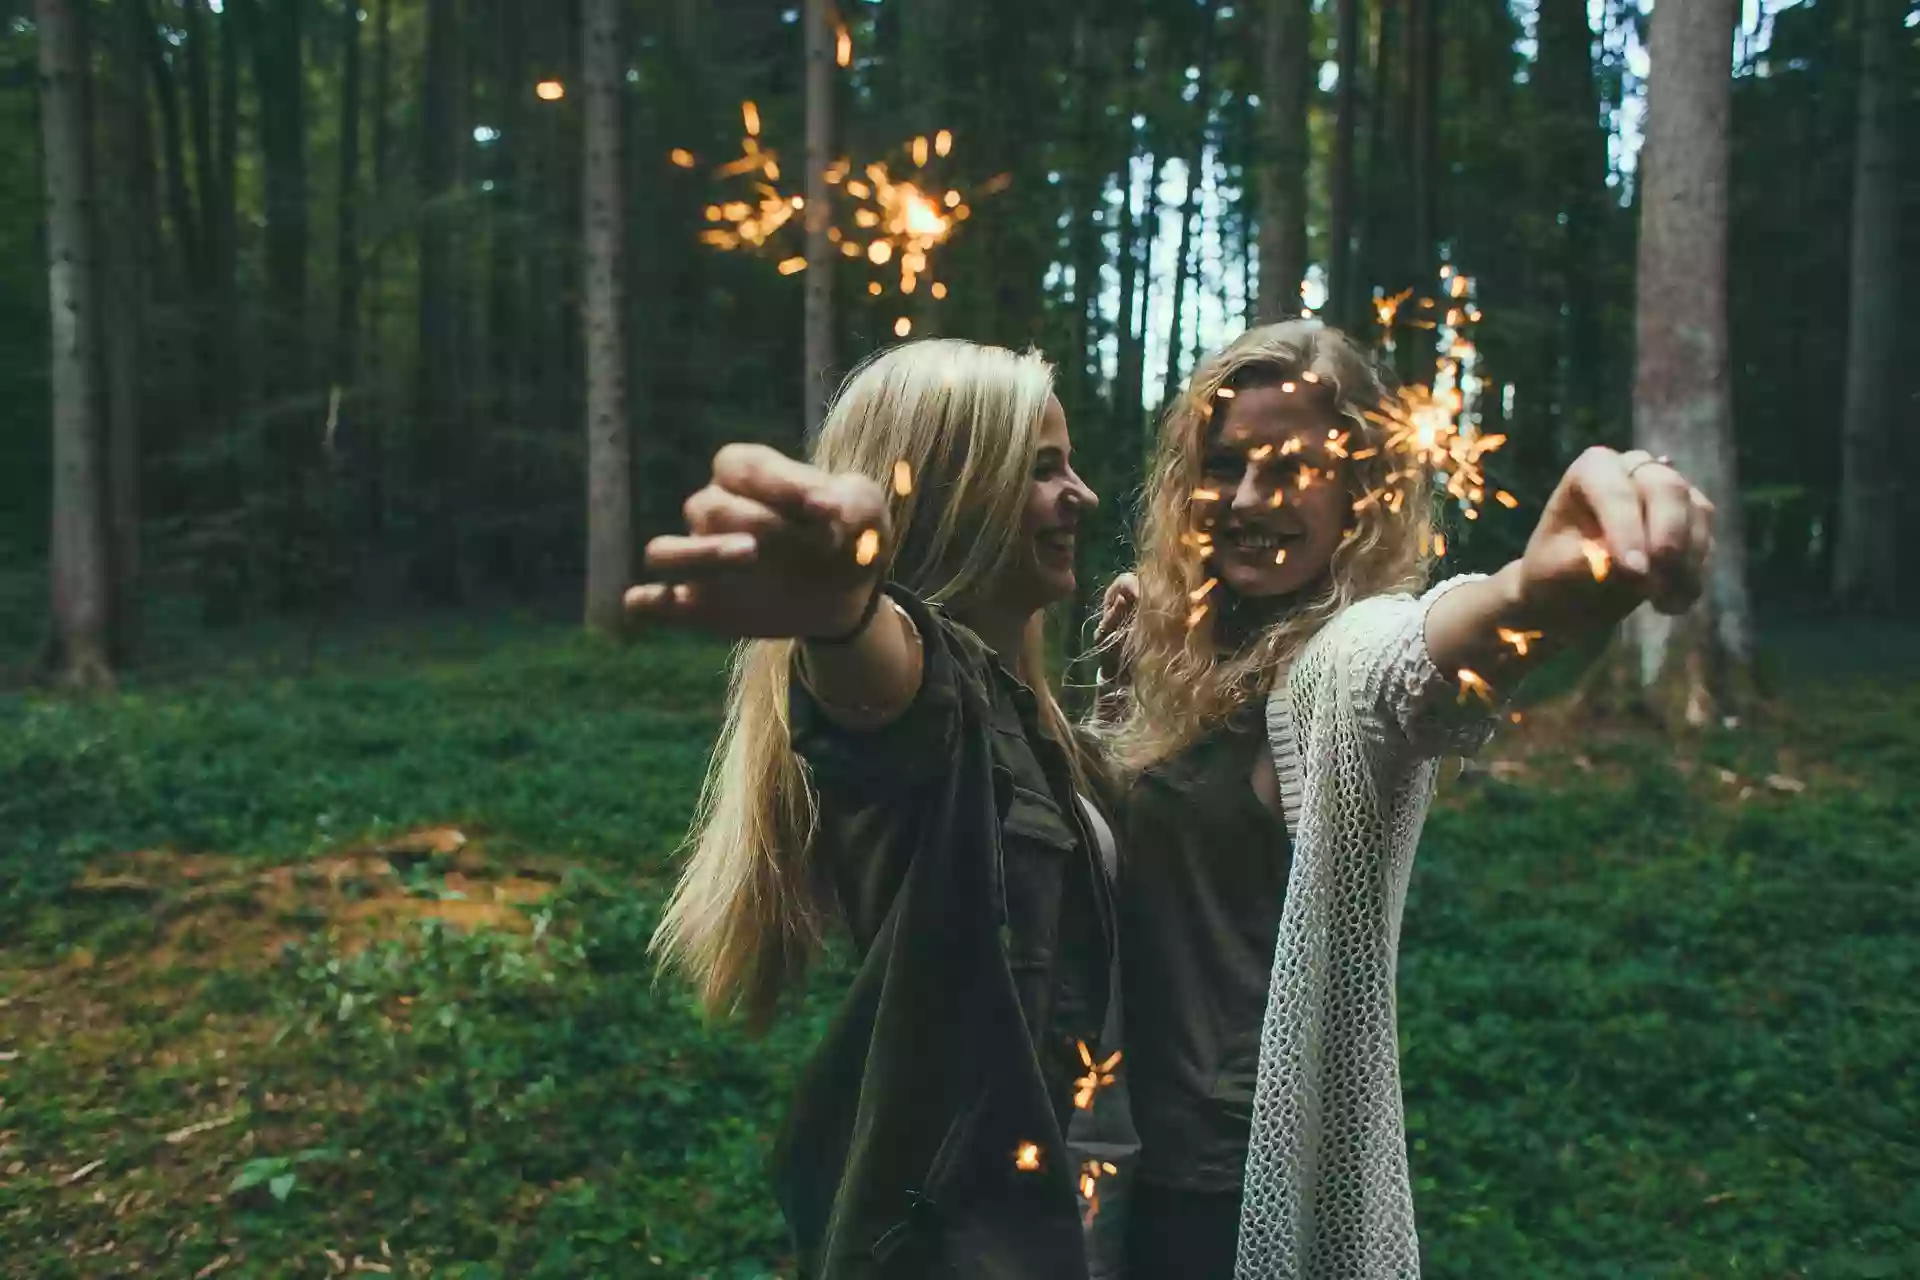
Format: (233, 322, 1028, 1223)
(630, 340, 1136, 1279)
(1095, 321, 1715, 1279)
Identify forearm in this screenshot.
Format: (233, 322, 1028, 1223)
(797, 589, 925, 728)
(1422, 560, 1589, 694)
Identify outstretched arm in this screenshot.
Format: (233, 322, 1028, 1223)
(626, 444, 923, 727)
(1425, 446, 1715, 693)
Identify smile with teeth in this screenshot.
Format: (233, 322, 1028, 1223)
(1036, 529, 1077, 554)
(1221, 528, 1302, 553)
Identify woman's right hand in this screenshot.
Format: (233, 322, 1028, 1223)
(1095, 572, 1139, 685)
(627, 444, 892, 639)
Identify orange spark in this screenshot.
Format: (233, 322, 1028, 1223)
(1496, 628, 1544, 657)
(1189, 578, 1218, 604)
(777, 256, 807, 275)
(1274, 548, 1289, 565)
(1495, 490, 1519, 509)
(892, 460, 913, 497)
(912, 135, 929, 168)
(1191, 488, 1221, 503)
(854, 528, 881, 567)
(835, 24, 852, 66)
(1014, 1142, 1042, 1172)
(742, 100, 762, 137)
(893, 316, 912, 338)
(1186, 603, 1210, 629)
(1433, 532, 1447, 556)
(935, 129, 953, 157)
(535, 79, 565, 101)
(669, 148, 696, 168)
(1456, 668, 1495, 706)
(1249, 444, 1274, 462)
(1280, 380, 1297, 393)
(868, 241, 893, 265)
(931, 281, 948, 299)
(867, 281, 882, 295)
(1580, 538, 1611, 582)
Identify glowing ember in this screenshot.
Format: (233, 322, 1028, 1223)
(535, 79, 565, 101)
(1496, 628, 1544, 657)
(854, 528, 881, 567)
(935, 129, 953, 157)
(669, 148, 696, 168)
(1191, 488, 1221, 503)
(1433, 532, 1447, 556)
(931, 282, 948, 299)
(835, 23, 852, 66)
(1580, 538, 1612, 582)
(1186, 603, 1210, 630)
(1189, 578, 1218, 604)
(1280, 380, 1297, 393)
(1274, 548, 1289, 565)
(1495, 490, 1519, 509)
(1072, 1040, 1123, 1111)
(893, 316, 912, 338)
(777, 256, 807, 275)
(742, 101, 761, 137)
(892, 459, 914, 497)
(1456, 668, 1495, 706)
(1014, 1142, 1042, 1172)
(1078, 1158, 1120, 1225)
(1216, 387, 1237, 400)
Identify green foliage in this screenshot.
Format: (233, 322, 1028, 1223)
(2, 626, 1918, 1275)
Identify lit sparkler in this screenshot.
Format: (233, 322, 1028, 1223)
(892, 459, 914, 497)
(1072, 1040, 1122, 1111)
(854, 528, 881, 567)
(1456, 668, 1496, 707)
(1014, 1141, 1042, 1172)
(1496, 628, 1544, 657)
(1078, 1158, 1120, 1226)
(1579, 538, 1611, 582)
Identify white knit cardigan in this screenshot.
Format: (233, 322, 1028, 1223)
(1235, 576, 1498, 1280)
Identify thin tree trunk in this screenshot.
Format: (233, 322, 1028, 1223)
(1360, 0, 1398, 311)
(1328, 0, 1362, 328)
(1162, 0, 1219, 409)
(102, 0, 146, 665)
(243, 0, 308, 402)
(1833, 0, 1899, 610)
(333, 0, 363, 390)
(1627, 0, 1749, 723)
(1127, 152, 1161, 449)
(1257, 0, 1310, 321)
(582, 0, 630, 634)
(139, 0, 199, 289)
(415, 0, 461, 599)
(372, 0, 393, 194)
(1409, 0, 1437, 309)
(184, 0, 216, 279)
(38, 0, 113, 687)
(803, 0, 833, 438)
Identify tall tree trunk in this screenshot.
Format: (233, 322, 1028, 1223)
(333, 0, 363, 391)
(1627, 0, 1748, 723)
(1538, 0, 1610, 459)
(1359, 0, 1398, 314)
(1328, 0, 1362, 328)
(1833, 0, 1900, 610)
(1161, 0, 1219, 409)
(242, 0, 309, 402)
(139, 0, 199, 290)
(371, 0, 394, 194)
(101, 0, 148, 665)
(803, 0, 833, 438)
(184, 0, 217, 279)
(1257, 0, 1310, 321)
(581, 0, 630, 634)
(1116, 146, 1152, 441)
(1126, 152, 1161, 449)
(38, 0, 113, 687)
(1409, 0, 1438, 317)
(415, 0, 461, 599)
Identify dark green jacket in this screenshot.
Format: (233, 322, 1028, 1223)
(773, 587, 1117, 1278)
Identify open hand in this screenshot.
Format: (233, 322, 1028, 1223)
(1516, 446, 1715, 631)
(625, 444, 891, 640)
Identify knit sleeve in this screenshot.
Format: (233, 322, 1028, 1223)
(1309, 574, 1502, 763)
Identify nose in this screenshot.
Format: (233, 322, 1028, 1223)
(1229, 462, 1267, 519)
(1065, 468, 1100, 513)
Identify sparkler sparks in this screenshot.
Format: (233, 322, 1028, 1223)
(684, 105, 988, 308)
(535, 79, 565, 101)
(1014, 1142, 1042, 1172)
(1072, 1040, 1122, 1110)
(1078, 1158, 1120, 1225)
(892, 459, 914, 497)
(1580, 538, 1612, 582)
(1496, 628, 1544, 657)
(854, 528, 881, 567)
(1456, 668, 1496, 707)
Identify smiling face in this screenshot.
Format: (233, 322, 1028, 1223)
(1194, 383, 1352, 599)
(989, 394, 1099, 614)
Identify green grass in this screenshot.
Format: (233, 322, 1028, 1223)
(0, 622, 1916, 1277)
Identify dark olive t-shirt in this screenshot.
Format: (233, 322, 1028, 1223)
(1118, 710, 1293, 1192)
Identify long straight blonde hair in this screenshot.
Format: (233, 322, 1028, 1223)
(1104, 321, 1433, 772)
(652, 340, 1076, 1027)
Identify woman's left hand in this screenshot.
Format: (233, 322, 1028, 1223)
(1513, 446, 1716, 631)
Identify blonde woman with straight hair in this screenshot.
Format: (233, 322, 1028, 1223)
(1095, 321, 1716, 1279)
(630, 340, 1136, 1279)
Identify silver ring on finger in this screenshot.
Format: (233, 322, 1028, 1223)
(1626, 453, 1674, 479)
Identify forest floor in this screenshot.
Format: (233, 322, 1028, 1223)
(1, 610, 1916, 1278)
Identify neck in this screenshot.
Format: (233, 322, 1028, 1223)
(951, 604, 1035, 672)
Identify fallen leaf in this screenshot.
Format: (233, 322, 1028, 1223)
(165, 1111, 240, 1145)
(1764, 773, 1806, 794)
(62, 1159, 104, 1186)
(193, 1257, 231, 1280)
(1716, 768, 1739, 785)
(323, 1249, 347, 1273)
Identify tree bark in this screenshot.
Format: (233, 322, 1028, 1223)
(242, 0, 309, 401)
(1627, 0, 1749, 724)
(333, 0, 364, 391)
(184, 0, 217, 279)
(1257, 0, 1310, 321)
(1360, 0, 1398, 312)
(581, 0, 630, 634)
(101, 0, 148, 665)
(38, 0, 113, 687)
(415, 0, 461, 599)
(1327, 0, 1362, 328)
(1833, 0, 1899, 610)
(1161, 0, 1219, 410)
(139, 0, 199, 290)
(803, 0, 834, 438)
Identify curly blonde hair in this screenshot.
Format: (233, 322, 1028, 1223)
(1103, 321, 1434, 772)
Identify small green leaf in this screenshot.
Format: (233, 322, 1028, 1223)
(268, 1173, 297, 1202)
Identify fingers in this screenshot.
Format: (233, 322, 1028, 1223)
(1566, 447, 1651, 578)
(710, 443, 842, 522)
(684, 485, 786, 538)
(1636, 464, 1695, 574)
(624, 581, 695, 624)
(642, 532, 758, 578)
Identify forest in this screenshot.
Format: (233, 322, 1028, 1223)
(1, 0, 1917, 1275)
